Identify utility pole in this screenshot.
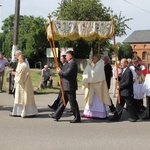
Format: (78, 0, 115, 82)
(12, 0, 20, 62)
(7, 0, 20, 94)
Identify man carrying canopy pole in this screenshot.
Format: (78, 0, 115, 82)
(109, 58, 139, 122)
(47, 14, 66, 107)
(49, 50, 81, 123)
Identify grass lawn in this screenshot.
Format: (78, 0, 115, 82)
(3, 68, 83, 94)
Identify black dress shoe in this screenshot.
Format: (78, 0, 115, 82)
(70, 119, 81, 123)
(142, 116, 150, 120)
(128, 118, 140, 122)
(48, 105, 56, 111)
(49, 114, 58, 121)
(9, 114, 21, 117)
(109, 117, 119, 122)
(81, 115, 85, 118)
(142, 114, 150, 120)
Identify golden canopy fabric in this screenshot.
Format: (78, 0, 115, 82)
(47, 20, 114, 41)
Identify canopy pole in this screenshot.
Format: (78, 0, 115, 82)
(47, 14, 66, 106)
(146, 51, 149, 74)
(98, 40, 100, 54)
(113, 34, 120, 104)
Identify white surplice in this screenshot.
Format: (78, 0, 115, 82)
(82, 59, 111, 118)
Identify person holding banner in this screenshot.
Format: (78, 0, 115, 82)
(109, 58, 139, 122)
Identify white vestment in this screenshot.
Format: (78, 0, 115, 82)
(142, 74, 150, 96)
(82, 59, 111, 118)
(12, 62, 38, 117)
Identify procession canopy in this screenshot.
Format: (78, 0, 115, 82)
(47, 20, 114, 41)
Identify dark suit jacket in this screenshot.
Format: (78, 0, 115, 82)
(59, 59, 78, 91)
(120, 67, 133, 97)
(61, 62, 68, 71)
(104, 63, 112, 89)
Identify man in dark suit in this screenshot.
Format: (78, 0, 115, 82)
(49, 51, 81, 123)
(103, 56, 116, 112)
(48, 55, 67, 110)
(109, 58, 139, 122)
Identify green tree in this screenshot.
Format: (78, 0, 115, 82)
(53, 0, 132, 36)
(0, 34, 2, 50)
(118, 43, 133, 60)
(52, 0, 132, 57)
(1, 15, 49, 67)
(113, 13, 132, 37)
(1, 15, 14, 57)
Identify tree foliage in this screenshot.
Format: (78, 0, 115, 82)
(52, 0, 132, 57)
(118, 43, 133, 60)
(53, 0, 111, 21)
(0, 0, 133, 63)
(0, 15, 49, 67)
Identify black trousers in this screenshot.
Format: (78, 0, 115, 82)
(109, 97, 116, 111)
(51, 91, 62, 110)
(53, 91, 81, 121)
(146, 96, 150, 118)
(114, 96, 139, 120)
(43, 79, 53, 88)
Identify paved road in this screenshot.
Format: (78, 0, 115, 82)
(0, 87, 150, 150)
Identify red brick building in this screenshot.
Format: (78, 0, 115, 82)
(123, 30, 150, 63)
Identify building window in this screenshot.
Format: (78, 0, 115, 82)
(133, 51, 137, 58)
(144, 45, 147, 48)
(142, 51, 147, 60)
(134, 45, 136, 48)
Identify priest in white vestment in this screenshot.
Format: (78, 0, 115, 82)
(11, 54, 38, 117)
(82, 54, 111, 119)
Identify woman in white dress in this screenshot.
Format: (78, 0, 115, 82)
(82, 54, 111, 119)
(11, 54, 38, 117)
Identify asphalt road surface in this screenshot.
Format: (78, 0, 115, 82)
(0, 87, 150, 150)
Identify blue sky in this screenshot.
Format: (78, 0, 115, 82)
(0, 0, 150, 43)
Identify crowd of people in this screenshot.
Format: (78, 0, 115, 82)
(1, 49, 150, 123)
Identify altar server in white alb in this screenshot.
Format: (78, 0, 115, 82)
(82, 54, 111, 119)
(142, 73, 150, 119)
(133, 66, 145, 114)
(11, 54, 38, 117)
